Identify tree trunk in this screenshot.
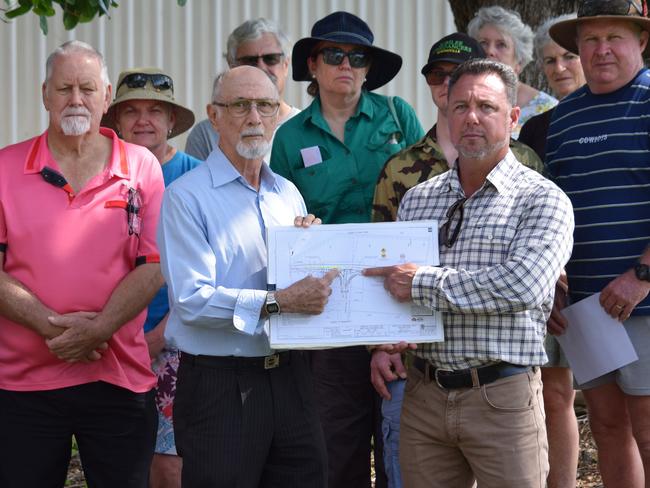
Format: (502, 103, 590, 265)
(447, 0, 580, 92)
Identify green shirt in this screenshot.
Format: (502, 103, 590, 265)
(372, 125, 546, 222)
(270, 91, 424, 224)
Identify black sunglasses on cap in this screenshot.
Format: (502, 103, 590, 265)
(318, 47, 370, 68)
(117, 73, 174, 94)
(579, 0, 647, 17)
(235, 53, 285, 66)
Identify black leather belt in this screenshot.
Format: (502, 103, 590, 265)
(182, 351, 291, 370)
(413, 356, 531, 389)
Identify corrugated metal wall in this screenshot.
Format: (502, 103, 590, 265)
(0, 0, 455, 150)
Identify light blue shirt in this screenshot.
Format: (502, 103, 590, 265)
(158, 147, 307, 356)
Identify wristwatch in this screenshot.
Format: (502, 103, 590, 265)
(265, 291, 281, 315)
(634, 263, 650, 282)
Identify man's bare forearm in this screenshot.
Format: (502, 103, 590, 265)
(93, 263, 164, 339)
(0, 269, 61, 339)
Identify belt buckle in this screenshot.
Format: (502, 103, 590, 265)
(264, 353, 280, 369)
(434, 368, 454, 388)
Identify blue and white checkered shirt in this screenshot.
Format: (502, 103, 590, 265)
(399, 150, 574, 370)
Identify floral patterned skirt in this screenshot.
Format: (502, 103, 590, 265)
(151, 347, 180, 455)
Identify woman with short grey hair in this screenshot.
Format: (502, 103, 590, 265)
(468, 5, 557, 138)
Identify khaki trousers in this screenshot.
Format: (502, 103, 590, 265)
(399, 365, 548, 488)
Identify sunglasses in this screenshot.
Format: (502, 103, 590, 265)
(579, 0, 647, 17)
(318, 47, 370, 68)
(439, 197, 467, 248)
(212, 98, 280, 117)
(117, 73, 174, 94)
(425, 68, 456, 86)
(235, 53, 285, 66)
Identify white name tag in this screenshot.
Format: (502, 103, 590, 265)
(300, 146, 323, 167)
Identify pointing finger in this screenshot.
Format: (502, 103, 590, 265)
(362, 266, 393, 277)
(322, 268, 339, 284)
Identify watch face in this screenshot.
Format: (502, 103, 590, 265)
(636, 264, 650, 282)
(266, 302, 280, 314)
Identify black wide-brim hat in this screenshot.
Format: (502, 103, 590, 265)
(550, 0, 650, 55)
(292, 11, 403, 91)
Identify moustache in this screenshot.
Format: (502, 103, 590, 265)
(240, 129, 265, 137)
(62, 107, 91, 117)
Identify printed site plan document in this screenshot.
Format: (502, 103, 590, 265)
(558, 293, 638, 385)
(266, 221, 444, 349)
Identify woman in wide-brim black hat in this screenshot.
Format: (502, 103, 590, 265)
(269, 11, 424, 487)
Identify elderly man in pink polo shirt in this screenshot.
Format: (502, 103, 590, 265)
(0, 41, 164, 487)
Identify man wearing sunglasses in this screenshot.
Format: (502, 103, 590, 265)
(546, 1, 650, 486)
(185, 18, 300, 161)
(0, 41, 165, 487)
(365, 59, 574, 488)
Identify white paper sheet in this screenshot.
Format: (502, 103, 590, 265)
(557, 293, 638, 385)
(266, 221, 444, 349)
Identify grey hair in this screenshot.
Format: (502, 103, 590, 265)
(210, 68, 280, 102)
(45, 40, 110, 87)
(467, 5, 534, 70)
(448, 58, 518, 106)
(534, 13, 577, 65)
(225, 18, 292, 67)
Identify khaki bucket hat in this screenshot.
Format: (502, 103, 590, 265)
(102, 67, 195, 139)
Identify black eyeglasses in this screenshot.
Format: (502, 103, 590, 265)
(424, 68, 456, 86)
(439, 197, 467, 248)
(212, 98, 280, 117)
(318, 47, 370, 68)
(235, 53, 285, 66)
(117, 73, 174, 94)
(579, 0, 646, 17)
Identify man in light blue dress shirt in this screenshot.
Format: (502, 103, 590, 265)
(158, 66, 337, 488)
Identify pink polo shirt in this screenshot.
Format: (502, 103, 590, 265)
(0, 128, 163, 392)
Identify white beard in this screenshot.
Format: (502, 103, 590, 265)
(61, 115, 91, 136)
(236, 139, 271, 160)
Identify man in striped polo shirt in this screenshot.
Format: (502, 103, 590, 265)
(546, 1, 650, 486)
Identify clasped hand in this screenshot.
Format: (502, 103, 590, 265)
(46, 311, 109, 362)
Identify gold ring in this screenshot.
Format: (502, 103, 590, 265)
(615, 304, 624, 310)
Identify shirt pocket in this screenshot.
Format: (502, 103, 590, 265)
(464, 217, 518, 263)
(366, 126, 404, 161)
(291, 161, 335, 214)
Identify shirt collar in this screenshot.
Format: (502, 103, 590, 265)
(443, 149, 518, 197)
(206, 146, 278, 191)
(304, 90, 372, 128)
(24, 127, 129, 179)
(485, 150, 519, 196)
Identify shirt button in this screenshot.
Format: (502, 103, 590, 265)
(487, 234, 493, 240)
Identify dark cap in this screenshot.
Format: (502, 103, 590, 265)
(550, 0, 650, 55)
(421, 32, 486, 75)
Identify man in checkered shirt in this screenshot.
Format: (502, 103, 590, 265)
(364, 58, 574, 488)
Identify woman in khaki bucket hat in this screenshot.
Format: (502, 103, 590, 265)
(102, 67, 201, 488)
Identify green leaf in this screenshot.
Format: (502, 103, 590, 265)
(39, 14, 48, 34)
(177, 0, 187, 5)
(5, 4, 31, 19)
(33, 1, 56, 16)
(62, 10, 78, 29)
